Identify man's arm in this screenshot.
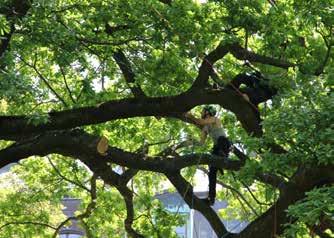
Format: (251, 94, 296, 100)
(184, 112, 216, 126)
(199, 129, 208, 145)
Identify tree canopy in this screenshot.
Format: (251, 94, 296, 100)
(0, 0, 333, 237)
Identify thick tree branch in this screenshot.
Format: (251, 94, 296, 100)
(0, 130, 244, 173)
(0, 88, 262, 140)
(121, 169, 139, 184)
(0, 129, 244, 238)
(190, 42, 295, 90)
(232, 166, 334, 238)
(190, 43, 230, 89)
(1, 125, 333, 238)
(229, 43, 295, 69)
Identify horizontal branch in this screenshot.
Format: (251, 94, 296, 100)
(2, 41, 290, 140)
(0, 87, 262, 141)
(0, 130, 245, 174)
(1, 119, 333, 238)
(2, 132, 333, 238)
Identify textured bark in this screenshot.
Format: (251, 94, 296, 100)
(0, 130, 240, 237)
(190, 42, 294, 90)
(0, 88, 263, 140)
(0, 130, 244, 173)
(229, 43, 295, 69)
(0, 6, 319, 235)
(0, 39, 294, 140)
(166, 166, 334, 238)
(233, 166, 334, 238)
(1, 128, 333, 238)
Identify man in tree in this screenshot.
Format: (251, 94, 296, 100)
(185, 105, 232, 205)
(1, 0, 333, 237)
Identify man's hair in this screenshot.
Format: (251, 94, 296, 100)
(203, 105, 216, 117)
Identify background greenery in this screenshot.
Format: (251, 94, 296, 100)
(0, 0, 333, 237)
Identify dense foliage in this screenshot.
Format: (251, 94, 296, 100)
(0, 0, 333, 237)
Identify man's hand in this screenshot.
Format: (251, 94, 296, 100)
(184, 112, 193, 118)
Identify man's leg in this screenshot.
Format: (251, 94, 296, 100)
(216, 136, 231, 157)
(208, 166, 218, 205)
(208, 138, 232, 204)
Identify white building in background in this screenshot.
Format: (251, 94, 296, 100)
(155, 191, 248, 238)
(59, 197, 85, 238)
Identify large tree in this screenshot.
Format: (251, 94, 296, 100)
(0, 0, 333, 237)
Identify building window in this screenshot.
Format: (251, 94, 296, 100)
(59, 235, 83, 238)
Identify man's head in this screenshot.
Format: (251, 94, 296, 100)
(201, 105, 216, 118)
